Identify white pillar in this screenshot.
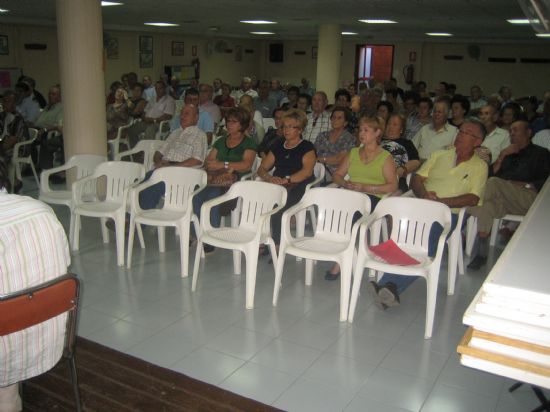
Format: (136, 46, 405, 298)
(315, 24, 341, 103)
(56, 0, 107, 159)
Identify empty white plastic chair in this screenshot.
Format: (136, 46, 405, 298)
(348, 197, 452, 339)
(127, 167, 207, 278)
(465, 214, 524, 256)
(107, 122, 132, 160)
(71, 161, 145, 266)
(115, 139, 164, 172)
(192, 181, 288, 309)
(272, 187, 371, 322)
(39, 154, 106, 236)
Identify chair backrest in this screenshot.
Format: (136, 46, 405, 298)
(28, 128, 38, 140)
(133, 139, 164, 171)
(155, 120, 171, 140)
(533, 129, 550, 151)
(373, 197, 452, 254)
(262, 117, 276, 130)
(304, 187, 371, 241)
(147, 167, 207, 211)
(69, 154, 107, 180)
(307, 162, 326, 189)
(229, 181, 288, 231)
(94, 161, 145, 202)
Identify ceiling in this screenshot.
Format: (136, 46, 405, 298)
(0, 0, 546, 43)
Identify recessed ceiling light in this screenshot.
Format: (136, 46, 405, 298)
(240, 20, 277, 24)
(358, 19, 396, 24)
(101, 1, 123, 6)
(342, 32, 358, 35)
(144, 22, 180, 27)
(507, 18, 540, 24)
(426, 32, 453, 36)
(536, 33, 550, 37)
(0, 8, 9, 12)
(251, 31, 275, 35)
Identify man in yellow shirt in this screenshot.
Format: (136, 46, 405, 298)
(369, 120, 489, 309)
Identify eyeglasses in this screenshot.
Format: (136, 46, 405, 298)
(457, 128, 482, 140)
(282, 125, 301, 130)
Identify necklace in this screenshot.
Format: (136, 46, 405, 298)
(283, 139, 302, 150)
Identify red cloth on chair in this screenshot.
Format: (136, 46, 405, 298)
(369, 239, 420, 266)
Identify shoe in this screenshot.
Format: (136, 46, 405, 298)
(259, 245, 269, 256)
(105, 219, 129, 235)
(203, 244, 215, 254)
(378, 282, 400, 308)
(367, 281, 387, 310)
(467, 255, 487, 270)
(324, 270, 340, 281)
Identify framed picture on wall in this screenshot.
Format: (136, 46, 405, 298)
(139, 35, 153, 52)
(139, 52, 153, 68)
(106, 37, 119, 59)
(0, 35, 8, 55)
(172, 41, 184, 56)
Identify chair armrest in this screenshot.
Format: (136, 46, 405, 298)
(128, 177, 160, 213)
(40, 162, 75, 194)
(115, 146, 143, 161)
(13, 137, 37, 158)
(199, 190, 239, 232)
(280, 199, 315, 241)
(71, 174, 97, 205)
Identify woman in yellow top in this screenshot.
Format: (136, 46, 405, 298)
(327, 116, 398, 280)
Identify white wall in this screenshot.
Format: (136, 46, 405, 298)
(2, 23, 550, 98)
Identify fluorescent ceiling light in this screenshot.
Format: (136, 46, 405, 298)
(0, 8, 9, 12)
(342, 32, 358, 35)
(536, 33, 550, 37)
(251, 31, 274, 35)
(101, 1, 123, 6)
(426, 32, 453, 36)
(358, 19, 396, 24)
(507, 18, 540, 24)
(240, 20, 276, 24)
(144, 22, 180, 27)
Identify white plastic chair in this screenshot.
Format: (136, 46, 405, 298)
(446, 207, 467, 295)
(155, 120, 171, 140)
(107, 123, 132, 160)
(262, 117, 276, 130)
(127, 167, 207, 278)
(10, 127, 40, 188)
(192, 181, 288, 309)
(39, 154, 107, 236)
(115, 139, 164, 172)
(71, 161, 145, 266)
(295, 162, 327, 239)
(348, 197, 452, 339)
(464, 214, 524, 256)
(272, 187, 372, 322)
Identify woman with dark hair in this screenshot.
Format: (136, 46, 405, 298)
(257, 109, 316, 249)
(499, 102, 523, 130)
(281, 86, 300, 110)
(193, 107, 257, 252)
(128, 82, 147, 119)
(315, 107, 356, 178)
(376, 101, 394, 123)
(450, 94, 470, 128)
(106, 87, 130, 140)
(257, 107, 285, 157)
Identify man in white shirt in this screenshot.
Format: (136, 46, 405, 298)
(126, 81, 175, 146)
(142, 75, 156, 102)
(303, 91, 331, 143)
(199, 84, 221, 127)
(15, 82, 40, 124)
(231, 76, 258, 101)
(469, 85, 487, 116)
(478, 104, 510, 164)
(413, 100, 458, 161)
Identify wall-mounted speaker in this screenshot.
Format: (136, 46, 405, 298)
(269, 43, 284, 63)
(24, 43, 47, 50)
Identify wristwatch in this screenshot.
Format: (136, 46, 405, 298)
(224, 161, 229, 169)
(285, 175, 291, 184)
(525, 183, 533, 190)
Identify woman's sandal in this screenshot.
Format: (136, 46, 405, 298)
(324, 270, 340, 281)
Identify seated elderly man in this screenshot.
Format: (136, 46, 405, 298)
(170, 88, 214, 144)
(413, 99, 458, 162)
(126, 81, 175, 147)
(369, 120, 489, 309)
(0, 153, 71, 412)
(467, 120, 550, 269)
(303, 91, 331, 142)
(231, 76, 258, 101)
(139, 104, 207, 210)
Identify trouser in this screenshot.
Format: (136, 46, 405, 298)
(271, 181, 310, 245)
(37, 134, 64, 170)
(0, 384, 21, 412)
(378, 213, 459, 295)
(467, 177, 537, 234)
(138, 170, 164, 210)
(192, 186, 225, 229)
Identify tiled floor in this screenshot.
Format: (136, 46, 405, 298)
(20, 180, 549, 411)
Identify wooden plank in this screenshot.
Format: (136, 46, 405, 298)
(472, 329, 550, 355)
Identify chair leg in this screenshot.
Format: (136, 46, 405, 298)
(137, 223, 145, 248)
(71, 214, 81, 251)
(457, 236, 465, 275)
(424, 272, 440, 339)
(192, 240, 203, 291)
(339, 259, 352, 322)
(68, 355, 82, 412)
(244, 247, 259, 309)
(100, 217, 109, 243)
(114, 214, 125, 267)
(295, 209, 306, 262)
(489, 218, 500, 246)
(348, 255, 366, 322)
(158, 226, 166, 252)
(29, 161, 40, 188)
(127, 217, 136, 269)
(465, 216, 477, 256)
(447, 233, 458, 296)
(233, 250, 242, 275)
(178, 223, 190, 278)
(272, 249, 286, 306)
(305, 259, 314, 286)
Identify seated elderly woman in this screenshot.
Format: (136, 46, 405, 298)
(326, 115, 398, 280)
(256, 109, 316, 250)
(382, 113, 420, 192)
(315, 107, 357, 180)
(128, 82, 147, 119)
(106, 87, 130, 140)
(193, 107, 257, 253)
